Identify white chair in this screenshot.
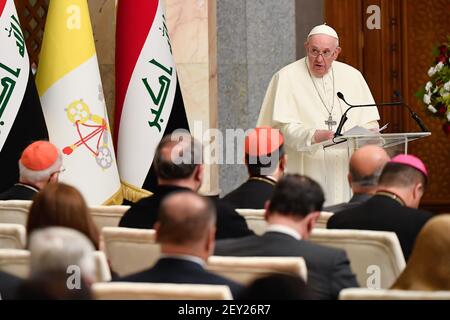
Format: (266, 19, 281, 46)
(89, 205, 130, 231)
(101, 227, 159, 277)
(309, 229, 406, 289)
(0, 223, 27, 249)
(93, 251, 112, 282)
(0, 249, 30, 278)
(316, 211, 334, 229)
(0, 200, 31, 226)
(235, 209, 267, 235)
(339, 288, 450, 300)
(207, 256, 307, 285)
(92, 282, 233, 300)
(0, 249, 110, 282)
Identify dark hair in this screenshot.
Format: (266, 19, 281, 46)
(268, 174, 324, 217)
(237, 274, 315, 300)
(379, 163, 427, 189)
(157, 192, 216, 245)
(27, 183, 99, 249)
(349, 165, 383, 187)
(246, 145, 285, 176)
(153, 133, 203, 180)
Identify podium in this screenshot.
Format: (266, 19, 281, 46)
(298, 132, 431, 206)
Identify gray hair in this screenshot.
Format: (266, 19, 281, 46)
(18, 150, 63, 184)
(28, 227, 96, 282)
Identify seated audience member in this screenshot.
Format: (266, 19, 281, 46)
(215, 174, 358, 300)
(327, 154, 433, 261)
(222, 127, 286, 209)
(324, 145, 390, 213)
(119, 133, 253, 239)
(27, 183, 100, 249)
(391, 215, 450, 291)
(117, 192, 243, 298)
(0, 271, 22, 300)
(0, 141, 63, 200)
(238, 273, 315, 300)
(16, 271, 92, 300)
(27, 227, 97, 290)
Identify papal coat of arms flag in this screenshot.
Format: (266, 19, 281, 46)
(36, 0, 122, 205)
(115, 0, 190, 201)
(0, 0, 48, 192)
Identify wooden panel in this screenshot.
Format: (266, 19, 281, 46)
(14, 0, 49, 67)
(402, 0, 450, 212)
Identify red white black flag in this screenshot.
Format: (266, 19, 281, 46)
(0, 0, 48, 192)
(115, 0, 189, 201)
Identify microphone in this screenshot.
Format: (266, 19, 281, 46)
(334, 92, 402, 137)
(393, 91, 429, 132)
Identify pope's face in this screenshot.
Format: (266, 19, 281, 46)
(305, 35, 341, 78)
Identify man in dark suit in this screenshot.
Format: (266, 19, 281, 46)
(119, 134, 253, 240)
(0, 141, 63, 200)
(222, 126, 286, 209)
(324, 145, 390, 213)
(327, 154, 433, 261)
(118, 192, 243, 298)
(215, 174, 359, 300)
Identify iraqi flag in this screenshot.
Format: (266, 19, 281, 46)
(115, 0, 190, 202)
(0, 0, 48, 192)
(36, 0, 122, 205)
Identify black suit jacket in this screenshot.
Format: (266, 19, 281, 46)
(0, 271, 22, 300)
(323, 193, 372, 213)
(214, 231, 359, 300)
(119, 185, 254, 240)
(0, 184, 37, 201)
(116, 257, 243, 298)
(222, 176, 275, 209)
(327, 194, 433, 261)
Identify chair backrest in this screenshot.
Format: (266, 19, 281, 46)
(207, 256, 307, 285)
(92, 282, 233, 300)
(101, 227, 159, 277)
(235, 209, 267, 235)
(339, 288, 450, 300)
(0, 249, 30, 278)
(0, 223, 27, 249)
(0, 249, 111, 281)
(93, 251, 112, 282)
(316, 211, 334, 229)
(309, 229, 406, 289)
(0, 200, 31, 226)
(89, 205, 130, 231)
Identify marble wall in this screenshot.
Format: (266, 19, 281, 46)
(217, 0, 296, 195)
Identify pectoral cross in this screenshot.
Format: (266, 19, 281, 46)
(325, 114, 337, 130)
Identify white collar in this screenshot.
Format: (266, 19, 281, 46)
(15, 183, 39, 193)
(159, 254, 206, 267)
(265, 224, 302, 240)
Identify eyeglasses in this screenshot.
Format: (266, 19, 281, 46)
(307, 47, 336, 58)
(52, 166, 66, 175)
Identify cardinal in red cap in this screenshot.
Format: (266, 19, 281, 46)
(222, 127, 286, 209)
(328, 153, 434, 261)
(0, 141, 63, 200)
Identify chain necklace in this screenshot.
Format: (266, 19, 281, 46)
(305, 59, 337, 130)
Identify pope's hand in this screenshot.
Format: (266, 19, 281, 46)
(313, 130, 334, 143)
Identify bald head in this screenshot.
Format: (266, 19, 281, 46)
(349, 145, 390, 193)
(157, 192, 216, 246)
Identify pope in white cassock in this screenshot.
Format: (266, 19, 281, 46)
(257, 24, 380, 205)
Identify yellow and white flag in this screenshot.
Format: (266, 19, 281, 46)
(36, 0, 122, 205)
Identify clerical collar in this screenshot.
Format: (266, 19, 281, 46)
(15, 183, 39, 193)
(265, 224, 302, 240)
(248, 175, 277, 186)
(376, 190, 406, 206)
(159, 254, 206, 267)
